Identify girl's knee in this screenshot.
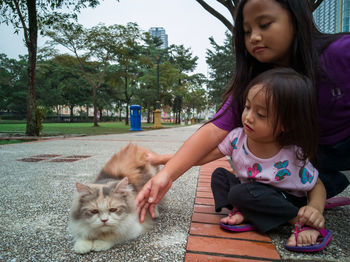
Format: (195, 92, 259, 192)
(228, 184, 247, 204)
(211, 168, 229, 181)
(211, 168, 231, 188)
(212, 167, 229, 176)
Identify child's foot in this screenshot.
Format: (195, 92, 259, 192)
(286, 227, 320, 247)
(221, 211, 245, 225)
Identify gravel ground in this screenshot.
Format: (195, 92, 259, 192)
(0, 125, 200, 262)
(270, 172, 350, 262)
(0, 124, 349, 262)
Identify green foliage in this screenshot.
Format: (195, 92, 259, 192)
(1, 18, 207, 123)
(206, 32, 235, 109)
(0, 1, 113, 34)
(0, 54, 27, 112)
(0, 0, 119, 135)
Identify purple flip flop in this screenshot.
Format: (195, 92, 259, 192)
(325, 196, 350, 209)
(220, 222, 256, 232)
(285, 223, 333, 252)
(219, 207, 256, 232)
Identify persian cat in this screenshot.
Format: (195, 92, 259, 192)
(69, 143, 159, 254)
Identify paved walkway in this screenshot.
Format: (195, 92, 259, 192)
(0, 124, 349, 261)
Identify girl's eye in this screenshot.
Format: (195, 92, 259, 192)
(244, 105, 250, 110)
(260, 22, 271, 29)
(91, 209, 99, 214)
(257, 113, 266, 118)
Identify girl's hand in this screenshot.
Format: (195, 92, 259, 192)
(135, 171, 172, 222)
(298, 205, 325, 229)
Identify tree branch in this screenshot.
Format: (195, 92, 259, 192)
(13, 0, 29, 46)
(195, 0, 233, 32)
(217, 0, 235, 21)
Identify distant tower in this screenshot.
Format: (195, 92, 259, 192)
(313, 0, 337, 33)
(337, 0, 350, 32)
(313, 0, 350, 33)
(148, 27, 168, 49)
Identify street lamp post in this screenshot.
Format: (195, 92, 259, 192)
(153, 55, 162, 128)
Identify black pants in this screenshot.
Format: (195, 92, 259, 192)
(317, 136, 350, 198)
(211, 168, 307, 233)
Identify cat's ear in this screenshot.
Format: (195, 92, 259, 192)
(76, 182, 93, 194)
(113, 177, 129, 193)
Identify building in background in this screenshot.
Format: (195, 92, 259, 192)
(337, 0, 350, 32)
(313, 0, 350, 33)
(148, 27, 168, 49)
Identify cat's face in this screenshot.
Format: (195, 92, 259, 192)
(72, 178, 134, 230)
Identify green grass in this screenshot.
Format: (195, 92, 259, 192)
(0, 121, 180, 136)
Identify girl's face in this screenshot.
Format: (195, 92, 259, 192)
(242, 84, 281, 144)
(243, 0, 295, 66)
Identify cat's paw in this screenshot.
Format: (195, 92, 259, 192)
(73, 239, 93, 254)
(92, 240, 114, 252)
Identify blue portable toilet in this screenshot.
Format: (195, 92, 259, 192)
(129, 105, 142, 131)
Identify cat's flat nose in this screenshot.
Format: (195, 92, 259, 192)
(101, 219, 108, 223)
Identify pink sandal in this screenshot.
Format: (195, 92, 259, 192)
(219, 208, 256, 232)
(325, 196, 350, 209)
(285, 222, 332, 252)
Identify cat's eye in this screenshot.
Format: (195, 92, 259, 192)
(90, 209, 99, 214)
(109, 208, 117, 213)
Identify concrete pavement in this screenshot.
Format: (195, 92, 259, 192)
(0, 124, 349, 261)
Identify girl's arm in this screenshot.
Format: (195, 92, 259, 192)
(147, 146, 225, 166)
(194, 147, 225, 166)
(136, 122, 229, 222)
(298, 178, 326, 228)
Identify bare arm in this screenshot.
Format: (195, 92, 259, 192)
(298, 178, 326, 228)
(194, 147, 225, 166)
(148, 145, 225, 166)
(163, 122, 228, 181)
(307, 178, 326, 213)
(136, 122, 229, 221)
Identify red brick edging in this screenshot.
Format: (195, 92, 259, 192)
(185, 158, 281, 262)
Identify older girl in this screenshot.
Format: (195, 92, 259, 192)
(136, 0, 350, 246)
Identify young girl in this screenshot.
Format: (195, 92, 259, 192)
(136, 0, 349, 244)
(207, 68, 331, 252)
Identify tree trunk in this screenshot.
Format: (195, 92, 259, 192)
(147, 106, 151, 123)
(69, 105, 74, 123)
(99, 108, 103, 121)
(124, 75, 129, 125)
(25, 0, 38, 136)
(125, 103, 129, 125)
(93, 86, 99, 126)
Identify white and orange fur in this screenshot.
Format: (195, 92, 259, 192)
(69, 143, 159, 253)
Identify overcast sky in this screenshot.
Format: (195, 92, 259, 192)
(0, 0, 231, 75)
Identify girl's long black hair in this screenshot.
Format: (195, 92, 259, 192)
(245, 68, 319, 163)
(216, 0, 349, 128)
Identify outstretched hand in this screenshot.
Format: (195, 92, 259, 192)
(135, 171, 173, 222)
(297, 205, 325, 229)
